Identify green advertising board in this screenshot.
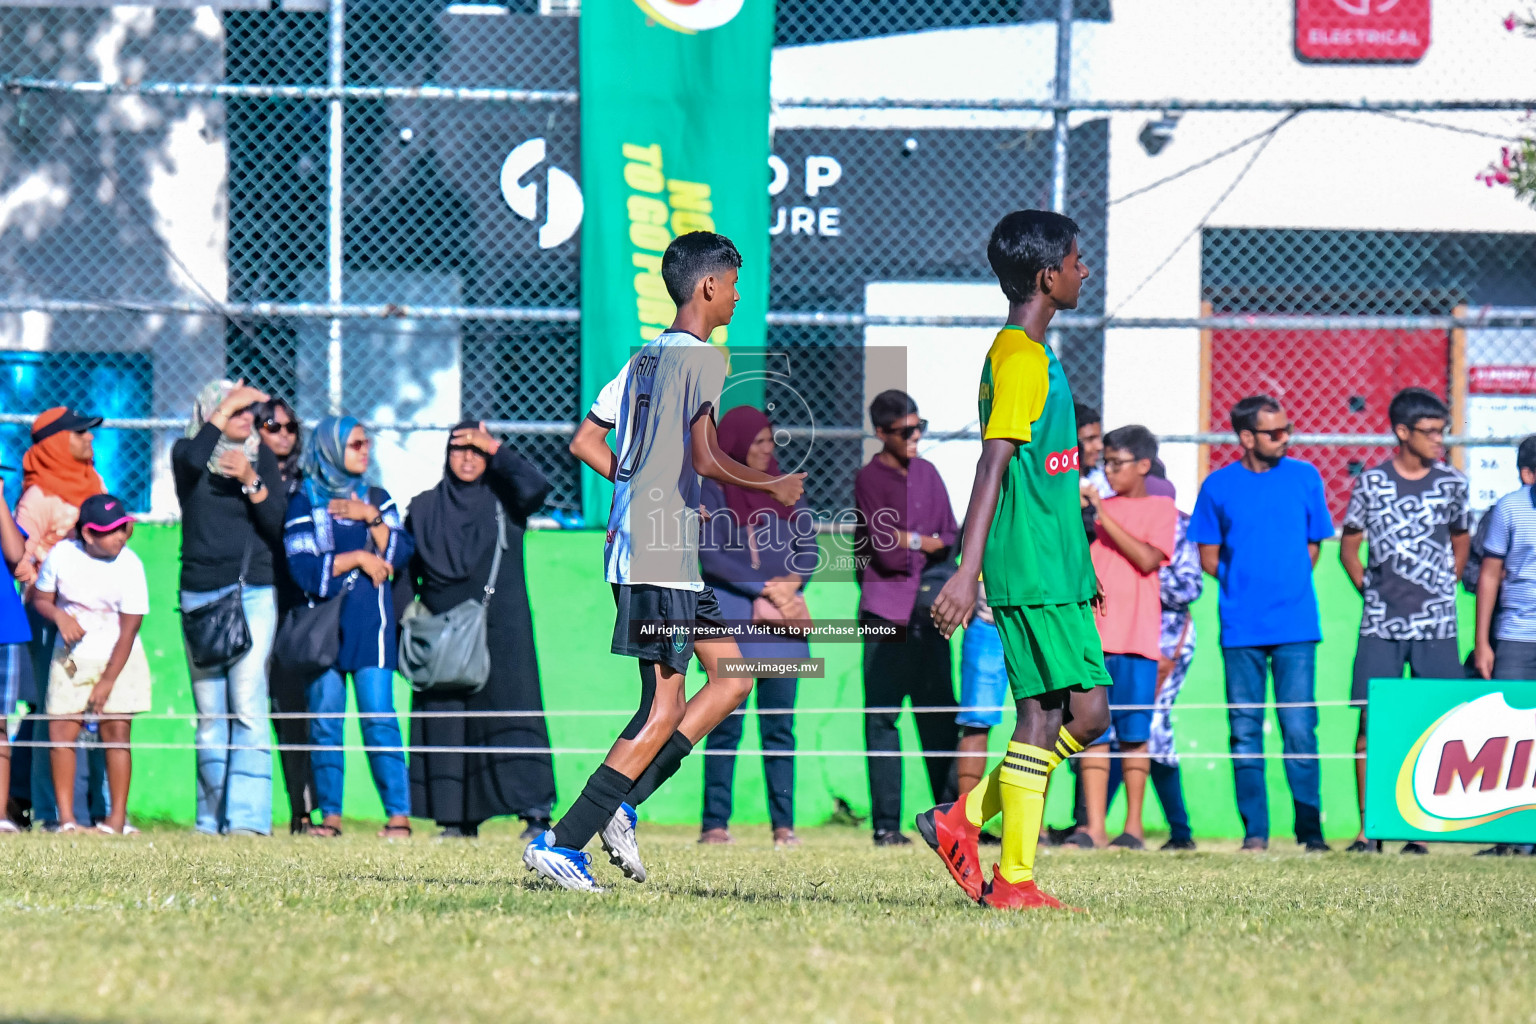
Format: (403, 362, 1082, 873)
(578, 0, 774, 525)
(1366, 677, 1536, 844)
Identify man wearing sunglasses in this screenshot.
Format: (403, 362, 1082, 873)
(853, 389, 959, 846)
(1191, 394, 1335, 852)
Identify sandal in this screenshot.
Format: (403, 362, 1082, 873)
(378, 823, 412, 840)
(309, 823, 342, 838)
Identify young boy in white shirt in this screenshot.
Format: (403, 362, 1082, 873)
(32, 494, 150, 834)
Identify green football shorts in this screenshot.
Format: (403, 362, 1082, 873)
(991, 600, 1111, 700)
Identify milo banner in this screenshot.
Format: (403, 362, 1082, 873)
(1367, 678, 1536, 844)
(579, 0, 775, 524)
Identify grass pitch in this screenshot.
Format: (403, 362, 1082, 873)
(2, 824, 1533, 1023)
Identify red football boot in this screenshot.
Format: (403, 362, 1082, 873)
(980, 868, 1080, 912)
(915, 802, 983, 902)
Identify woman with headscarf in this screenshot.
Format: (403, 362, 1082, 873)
(282, 415, 414, 838)
(14, 406, 106, 828)
(400, 421, 555, 838)
(252, 396, 316, 833)
(696, 406, 817, 847)
(172, 380, 285, 835)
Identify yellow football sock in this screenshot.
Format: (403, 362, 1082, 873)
(964, 763, 1002, 828)
(998, 742, 1053, 884)
(1055, 726, 1084, 763)
(966, 736, 1069, 828)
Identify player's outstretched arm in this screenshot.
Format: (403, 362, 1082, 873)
(690, 415, 805, 507)
(569, 418, 618, 482)
(931, 437, 1017, 639)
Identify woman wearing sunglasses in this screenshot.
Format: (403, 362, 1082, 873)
(254, 398, 303, 487)
(282, 416, 415, 838)
(253, 397, 318, 834)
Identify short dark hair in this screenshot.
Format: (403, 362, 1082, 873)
(661, 231, 742, 306)
(1388, 387, 1449, 430)
(1230, 394, 1282, 435)
(869, 389, 918, 431)
(1103, 424, 1158, 463)
(1518, 435, 1536, 473)
(1074, 402, 1101, 430)
(987, 210, 1080, 305)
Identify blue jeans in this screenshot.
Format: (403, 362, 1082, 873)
(702, 677, 797, 831)
(1222, 643, 1322, 844)
(183, 584, 277, 835)
(308, 665, 409, 819)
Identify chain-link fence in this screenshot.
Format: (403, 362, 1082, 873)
(1, 1, 1532, 521)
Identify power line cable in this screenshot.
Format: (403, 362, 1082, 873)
(1108, 111, 1297, 319)
(1108, 113, 1295, 206)
(1363, 107, 1524, 143)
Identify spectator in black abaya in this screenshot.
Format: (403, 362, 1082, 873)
(253, 396, 316, 834)
(401, 421, 555, 838)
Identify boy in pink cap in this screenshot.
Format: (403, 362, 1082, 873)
(31, 493, 150, 834)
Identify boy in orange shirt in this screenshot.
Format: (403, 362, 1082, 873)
(1078, 425, 1175, 848)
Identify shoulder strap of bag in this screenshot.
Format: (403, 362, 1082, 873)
(236, 532, 254, 588)
(481, 504, 506, 607)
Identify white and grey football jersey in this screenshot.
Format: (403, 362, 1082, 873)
(589, 331, 727, 591)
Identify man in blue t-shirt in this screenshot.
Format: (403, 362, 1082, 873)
(1191, 395, 1335, 852)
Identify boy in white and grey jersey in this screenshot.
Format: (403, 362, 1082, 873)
(523, 232, 805, 892)
(588, 330, 727, 591)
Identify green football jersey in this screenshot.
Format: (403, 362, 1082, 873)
(977, 325, 1095, 607)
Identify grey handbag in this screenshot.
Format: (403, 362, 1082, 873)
(398, 505, 505, 695)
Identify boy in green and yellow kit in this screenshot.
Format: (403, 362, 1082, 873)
(915, 210, 1111, 911)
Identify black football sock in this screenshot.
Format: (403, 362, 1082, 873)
(550, 764, 633, 851)
(625, 730, 695, 807)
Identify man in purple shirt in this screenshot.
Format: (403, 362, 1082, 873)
(854, 389, 960, 845)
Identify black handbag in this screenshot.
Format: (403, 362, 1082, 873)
(181, 538, 253, 670)
(273, 570, 356, 679)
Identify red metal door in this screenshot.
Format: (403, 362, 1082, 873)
(1207, 328, 1450, 522)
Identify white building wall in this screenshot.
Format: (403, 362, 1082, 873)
(774, 0, 1536, 511)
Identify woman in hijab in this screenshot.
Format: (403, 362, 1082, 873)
(172, 380, 286, 835)
(15, 407, 104, 586)
(252, 396, 316, 833)
(401, 421, 555, 838)
(696, 405, 816, 847)
(282, 415, 414, 838)
(14, 406, 106, 828)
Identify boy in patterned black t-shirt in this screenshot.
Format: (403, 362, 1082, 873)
(1339, 387, 1470, 853)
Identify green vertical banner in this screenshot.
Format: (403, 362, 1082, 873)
(579, 0, 775, 525)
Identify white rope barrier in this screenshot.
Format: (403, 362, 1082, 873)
(4, 700, 1366, 722)
(2, 739, 1365, 759)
